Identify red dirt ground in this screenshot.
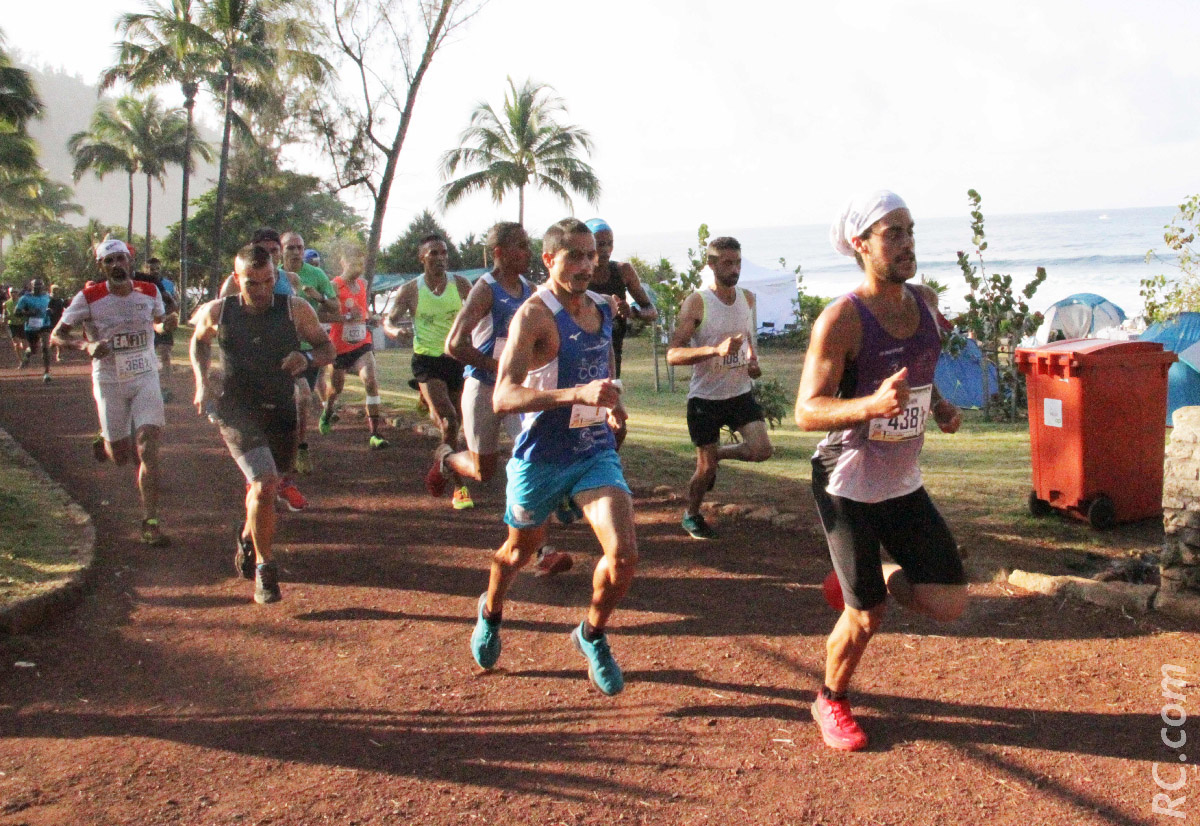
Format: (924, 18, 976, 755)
(0, 357, 1196, 826)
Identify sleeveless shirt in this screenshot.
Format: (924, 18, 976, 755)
(814, 284, 942, 503)
(413, 276, 462, 357)
(512, 288, 616, 464)
(589, 261, 628, 339)
(464, 272, 533, 385)
(217, 294, 300, 414)
(687, 287, 755, 401)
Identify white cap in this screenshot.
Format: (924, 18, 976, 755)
(830, 190, 908, 257)
(95, 238, 131, 261)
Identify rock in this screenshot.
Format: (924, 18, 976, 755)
(720, 504, 749, 517)
(1008, 569, 1064, 596)
(653, 485, 675, 498)
(1155, 590, 1200, 621)
(771, 512, 800, 528)
(746, 506, 779, 521)
(700, 501, 721, 515)
(1008, 569, 1156, 612)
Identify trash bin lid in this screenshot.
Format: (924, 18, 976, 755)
(1015, 339, 1177, 373)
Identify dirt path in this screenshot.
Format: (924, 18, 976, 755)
(0, 360, 1194, 825)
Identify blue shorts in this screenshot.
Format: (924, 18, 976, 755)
(504, 449, 631, 529)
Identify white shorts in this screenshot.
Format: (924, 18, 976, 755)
(94, 374, 165, 442)
(462, 376, 520, 455)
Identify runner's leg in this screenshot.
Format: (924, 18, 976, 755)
(574, 486, 639, 632)
(484, 525, 546, 615)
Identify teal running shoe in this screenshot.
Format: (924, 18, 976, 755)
(471, 593, 501, 669)
(681, 512, 718, 540)
(571, 622, 624, 696)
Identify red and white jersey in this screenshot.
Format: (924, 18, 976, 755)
(61, 280, 164, 383)
(330, 276, 370, 355)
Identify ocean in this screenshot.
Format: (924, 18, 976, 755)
(618, 205, 1180, 318)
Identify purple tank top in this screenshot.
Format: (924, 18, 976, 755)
(815, 285, 941, 503)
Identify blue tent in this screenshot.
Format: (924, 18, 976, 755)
(1141, 312, 1200, 424)
(935, 338, 999, 409)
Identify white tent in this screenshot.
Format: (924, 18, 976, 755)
(1034, 293, 1126, 344)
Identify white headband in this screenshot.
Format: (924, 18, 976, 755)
(830, 190, 908, 257)
(95, 238, 130, 261)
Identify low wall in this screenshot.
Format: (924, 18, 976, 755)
(1162, 407, 1200, 597)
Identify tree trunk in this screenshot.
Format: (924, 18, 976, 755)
(210, 67, 236, 296)
(518, 184, 525, 227)
(127, 171, 135, 252)
(179, 81, 197, 313)
(145, 173, 153, 268)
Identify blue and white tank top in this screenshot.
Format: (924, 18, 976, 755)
(512, 288, 616, 464)
(464, 272, 533, 385)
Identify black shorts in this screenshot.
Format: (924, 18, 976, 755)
(24, 328, 48, 347)
(300, 358, 322, 390)
(154, 330, 175, 348)
(8, 324, 23, 341)
(216, 401, 298, 476)
(810, 457, 964, 611)
(334, 342, 373, 372)
(411, 352, 463, 396)
(686, 391, 764, 447)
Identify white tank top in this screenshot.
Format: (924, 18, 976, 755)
(687, 287, 754, 401)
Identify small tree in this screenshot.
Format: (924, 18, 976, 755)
(376, 210, 462, 274)
(1142, 194, 1200, 323)
(956, 189, 1046, 421)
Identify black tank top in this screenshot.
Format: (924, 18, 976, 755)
(589, 261, 628, 338)
(218, 294, 300, 412)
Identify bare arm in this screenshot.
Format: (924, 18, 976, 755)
(666, 292, 744, 366)
(383, 281, 417, 341)
(445, 279, 496, 373)
(50, 320, 109, 358)
(493, 301, 620, 416)
(620, 262, 658, 321)
(218, 274, 237, 298)
(793, 297, 909, 431)
(286, 298, 335, 373)
(744, 290, 762, 379)
(189, 300, 223, 414)
(913, 284, 961, 433)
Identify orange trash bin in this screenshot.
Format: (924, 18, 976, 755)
(1014, 339, 1177, 529)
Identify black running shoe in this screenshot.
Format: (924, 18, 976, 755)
(254, 562, 281, 604)
(235, 522, 255, 580)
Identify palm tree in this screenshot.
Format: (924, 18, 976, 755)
(0, 29, 44, 183)
(439, 78, 600, 226)
(102, 0, 212, 304)
(133, 97, 211, 261)
(69, 101, 140, 245)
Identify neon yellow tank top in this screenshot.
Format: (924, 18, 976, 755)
(413, 276, 462, 356)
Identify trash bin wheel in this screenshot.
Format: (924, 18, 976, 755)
(1028, 490, 1052, 518)
(1087, 495, 1116, 530)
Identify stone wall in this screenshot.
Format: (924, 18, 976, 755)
(1162, 407, 1200, 600)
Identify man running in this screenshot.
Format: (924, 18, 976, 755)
(51, 239, 178, 545)
(446, 222, 572, 575)
(667, 236, 773, 540)
(15, 279, 53, 382)
(281, 231, 339, 474)
(470, 218, 637, 696)
(320, 245, 389, 449)
(190, 244, 334, 604)
(383, 234, 472, 508)
(584, 218, 657, 379)
(135, 258, 179, 401)
(794, 190, 966, 751)
(6, 286, 28, 365)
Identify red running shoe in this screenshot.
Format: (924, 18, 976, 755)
(534, 546, 573, 576)
(823, 570, 845, 612)
(812, 693, 868, 751)
(276, 481, 309, 512)
(425, 444, 451, 497)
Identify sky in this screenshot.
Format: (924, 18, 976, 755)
(7, 0, 1200, 246)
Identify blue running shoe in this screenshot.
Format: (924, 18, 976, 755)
(571, 622, 624, 696)
(555, 496, 584, 525)
(471, 593, 501, 669)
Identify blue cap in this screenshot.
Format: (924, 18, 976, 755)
(303, 249, 320, 263)
(584, 218, 612, 234)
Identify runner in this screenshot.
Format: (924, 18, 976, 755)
(445, 221, 572, 575)
(135, 258, 179, 401)
(795, 190, 966, 751)
(584, 218, 658, 380)
(320, 245, 389, 449)
(281, 231, 339, 475)
(383, 234, 472, 508)
(50, 239, 178, 546)
(15, 279, 53, 382)
(470, 218, 637, 695)
(667, 236, 773, 540)
(46, 285, 66, 363)
(5, 286, 28, 365)
(217, 229, 308, 510)
(189, 244, 335, 604)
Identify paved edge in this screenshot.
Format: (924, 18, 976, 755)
(0, 424, 96, 635)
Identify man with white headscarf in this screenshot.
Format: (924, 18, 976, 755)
(794, 190, 966, 752)
(52, 238, 178, 546)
